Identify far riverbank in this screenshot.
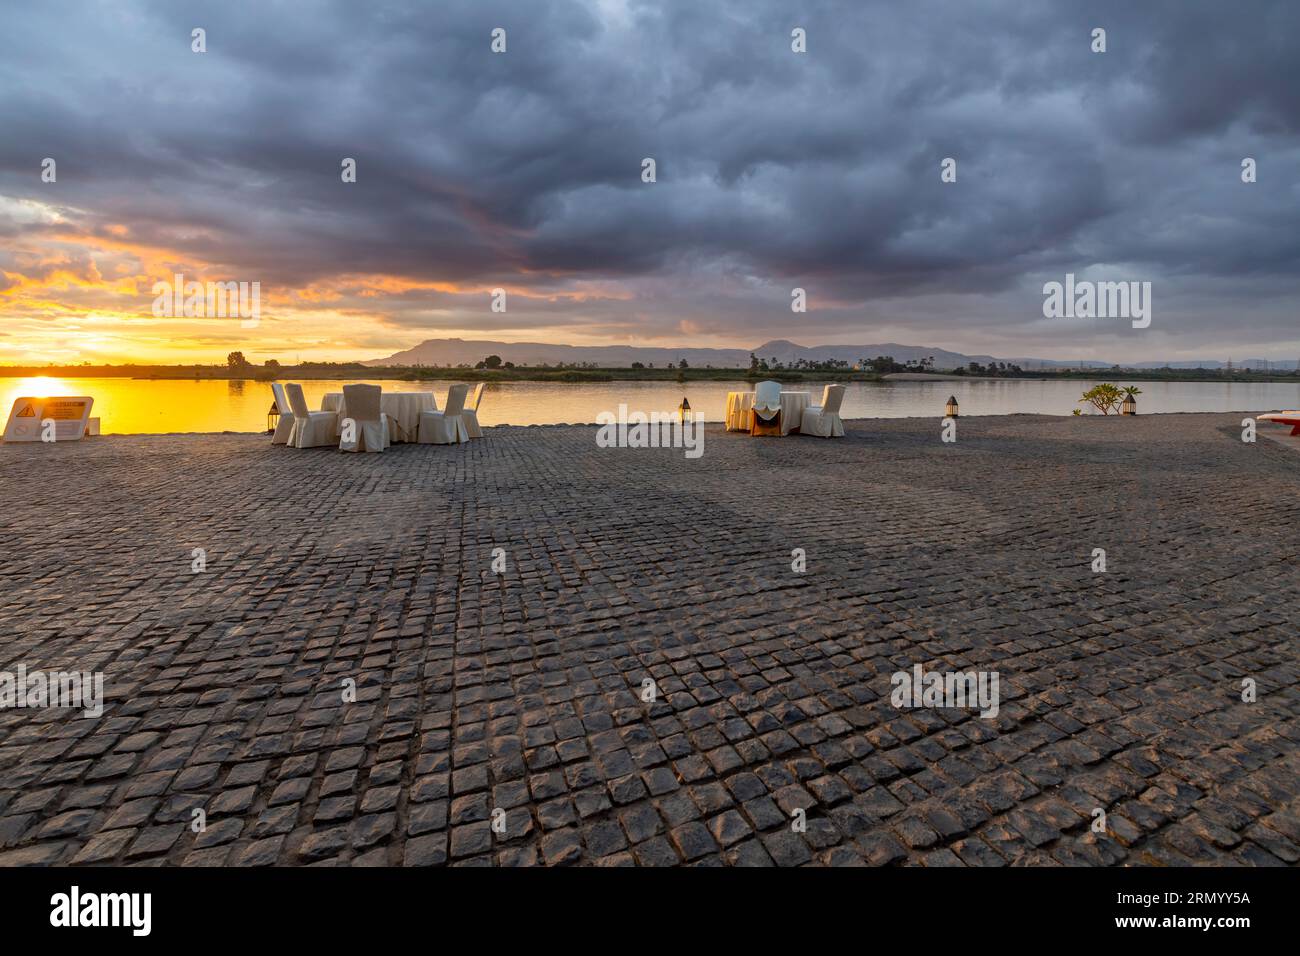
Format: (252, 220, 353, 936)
(4, 364, 1300, 385)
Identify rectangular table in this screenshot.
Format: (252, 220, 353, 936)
(321, 391, 437, 443)
(1259, 412, 1300, 436)
(725, 390, 811, 435)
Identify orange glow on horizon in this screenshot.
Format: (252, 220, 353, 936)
(0, 213, 741, 364)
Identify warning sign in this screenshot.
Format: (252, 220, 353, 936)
(3, 396, 94, 443)
(46, 400, 89, 420)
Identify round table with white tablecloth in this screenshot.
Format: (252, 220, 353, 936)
(725, 390, 811, 435)
(321, 391, 437, 443)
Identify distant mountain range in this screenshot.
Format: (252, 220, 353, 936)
(367, 337, 1299, 371)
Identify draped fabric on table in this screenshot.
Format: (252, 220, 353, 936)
(724, 391, 752, 431)
(322, 391, 436, 443)
(725, 389, 812, 435)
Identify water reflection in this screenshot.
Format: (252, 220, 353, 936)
(0, 376, 1296, 435)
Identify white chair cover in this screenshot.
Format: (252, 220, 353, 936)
(285, 383, 339, 449)
(800, 384, 846, 438)
(271, 382, 295, 444)
(419, 384, 470, 444)
(753, 380, 782, 422)
(339, 384, 389, 453)
(463, 383, 486, 439)
(821, 383, 845, 417)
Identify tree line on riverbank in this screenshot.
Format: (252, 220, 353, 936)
(4, 351, 1298, 385)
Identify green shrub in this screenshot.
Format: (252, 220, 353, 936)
(1079, 383, 1123, 415)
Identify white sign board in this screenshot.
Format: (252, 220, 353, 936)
(3, 396, 94, 442)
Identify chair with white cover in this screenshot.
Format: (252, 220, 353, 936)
(462, 383, 486, 439)
(285, 383, 339, 449)
(800, 384, 846, 438)
(270, 382, 295, 445)
(338, 383, 389, 453)
(750, 380, 782, 436)
(419, 384, 470, 444)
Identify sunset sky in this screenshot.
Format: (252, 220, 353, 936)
(2, 0, 1298, 366)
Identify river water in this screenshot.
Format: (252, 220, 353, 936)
(2, 376, 1296, 434)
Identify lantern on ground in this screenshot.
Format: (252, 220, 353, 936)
(679, 396, 691, 423)
(945, 395, 959, 418)
(1121, 392, 1137, 416)
(267, 399, 280, 435)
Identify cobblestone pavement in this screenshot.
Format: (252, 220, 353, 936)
(1, 413, 1297, 867)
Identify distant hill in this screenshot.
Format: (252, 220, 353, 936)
(370, 338, 752, 368)
(370, 337, 1058, 370)
(365, 337, 1300, 371)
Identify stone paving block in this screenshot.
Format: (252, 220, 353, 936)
(0, 417, 1294, 867)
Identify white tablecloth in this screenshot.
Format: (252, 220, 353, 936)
(725, 391, 811, 435)
(322, 391, 436, 442)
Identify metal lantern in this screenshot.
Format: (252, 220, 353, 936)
(679, 396, 691, 422)
(267, 400, 280, 435)
(945, 395, 959, 418)
(1121, 393, 1137, 416)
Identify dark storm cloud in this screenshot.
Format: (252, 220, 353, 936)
(1, 0, 1298, 356)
